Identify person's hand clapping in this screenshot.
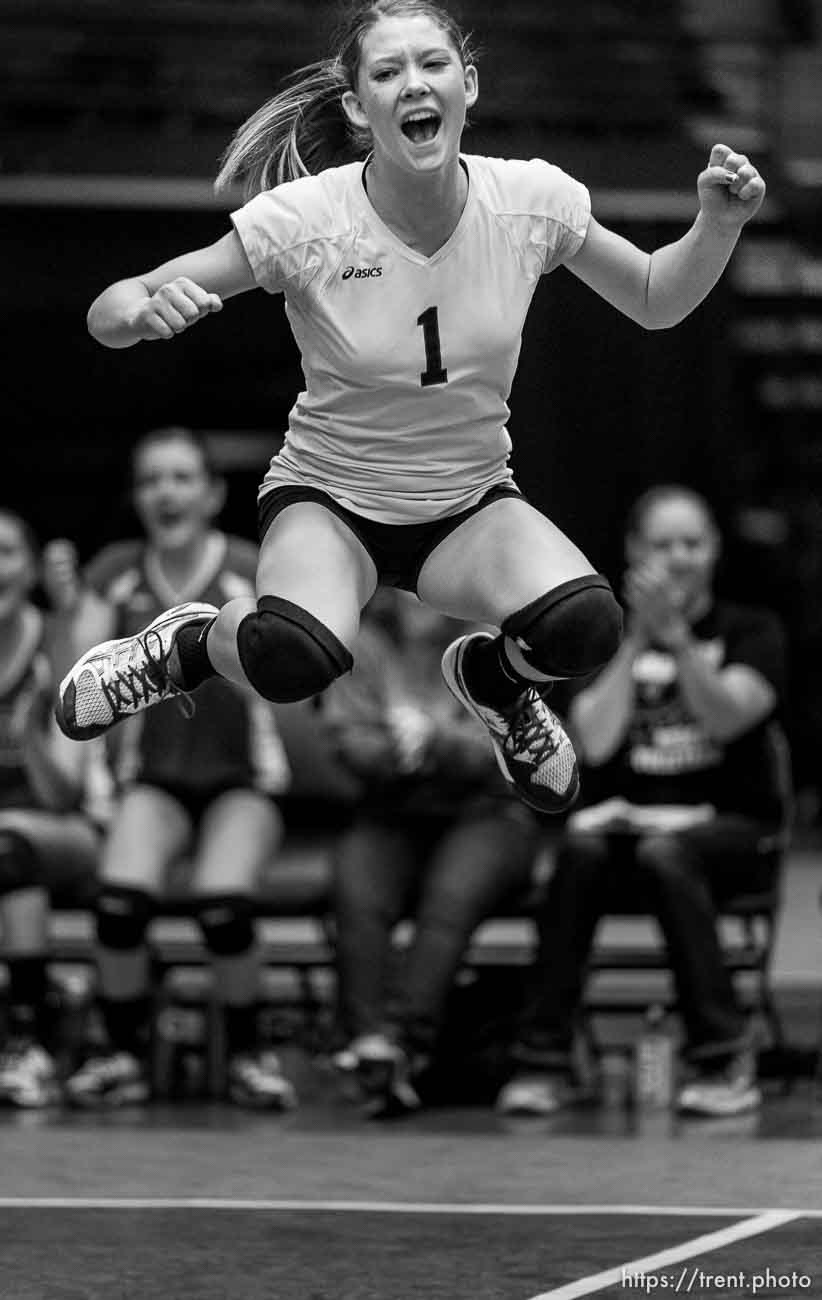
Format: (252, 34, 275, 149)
(623, 560, 691, 651)
(128, 277, 222, 342)
(386, 703, 435, 774)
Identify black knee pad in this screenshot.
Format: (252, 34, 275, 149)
(0, 830, 38, 896)
(194, 893, 256, 957)
(502, 575, 623, 678)
(96, 884, 155, 950)
(237, 595, 354, 703)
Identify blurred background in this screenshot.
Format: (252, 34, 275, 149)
(2, 0, 822, 807)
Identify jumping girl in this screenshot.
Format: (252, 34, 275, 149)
(56, 1, 766, 819)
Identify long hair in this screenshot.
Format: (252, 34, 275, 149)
(215, 0, 476, 199)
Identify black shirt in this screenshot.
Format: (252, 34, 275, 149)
(578, 601, 788, 825)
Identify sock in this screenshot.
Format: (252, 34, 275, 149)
(462, 636, 531, 709)
(173, 617, 218, 690)
(6, 955, 50, 1042)
(223, 1002, 260, 1057)
(99, 995, 152, 1060)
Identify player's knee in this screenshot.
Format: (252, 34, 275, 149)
(194, 893, 256, 956)
(0, 830, 38, 896)
(237, 596, 353, 703)
(96, 884, 155, 950)
(502, 575, 623, 678)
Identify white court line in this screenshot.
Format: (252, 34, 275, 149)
(0, 1198, 816, 1217)
(527, 1209, 800, 1300)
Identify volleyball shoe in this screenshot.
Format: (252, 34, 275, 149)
(64, 1051, 150, 1108)
(0, 1039, 61, 1108)
(344, 1033, 422, 1118)
(55, 602, 218, 741)
(227, 1050, 298, 1111)
(441, 632, 580, 814)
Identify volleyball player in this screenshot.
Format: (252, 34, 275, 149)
(53, 429, 295, 1108)
(0, 511, 101, 1107)
(55, 1, 766, 818)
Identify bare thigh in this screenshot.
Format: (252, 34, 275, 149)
(417, 496, 595, 625)
(189, 789, 285, 896)
(207, 502, 379, 683)
(100, 785, 193, 893)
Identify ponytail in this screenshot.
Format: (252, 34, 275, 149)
(215, 58, 365, 198)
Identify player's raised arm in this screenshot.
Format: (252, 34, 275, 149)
(567, 143, 766, 331)
(86, 228, 256, 350)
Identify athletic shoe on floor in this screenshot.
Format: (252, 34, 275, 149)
(495, 1073, 574, 1117)
(55, 602, 218, 740)
(330, 1044, 360, 1074)
(441, 632, 580, 814)
(676, 1051, 762, 1117)
(227, 1050, 298, 1110)
(0, 1039, 61, 1108)
(348, 1033, 422, 1117)
(64, 1051, 150, 1108)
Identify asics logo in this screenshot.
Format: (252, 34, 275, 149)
(342, 265, 383, 280)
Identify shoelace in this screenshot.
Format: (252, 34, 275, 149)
(100, 628, 194, 720)
(479, 703, 511, 733)
(504, 688, 562, 764)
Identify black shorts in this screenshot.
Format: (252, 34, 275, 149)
(257, 483, 525, 593)
(126, 780, 271, 824)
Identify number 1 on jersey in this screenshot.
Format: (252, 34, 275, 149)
(417, 306, 448, 387)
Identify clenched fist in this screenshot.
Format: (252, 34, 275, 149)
(129, 276, 223, 341)
(697, 143, 766, 232)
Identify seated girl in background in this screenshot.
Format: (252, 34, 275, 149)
(47, 428, 294, 1109)
(323, 589, 542, 1115)
(0, 510, 102, 1108)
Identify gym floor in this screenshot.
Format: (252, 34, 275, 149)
(1, 847, 819, 1299)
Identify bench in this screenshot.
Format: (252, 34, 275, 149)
(35, 819, 785, 1096)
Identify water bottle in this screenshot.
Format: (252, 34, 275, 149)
(633, 1004, 675, 1108)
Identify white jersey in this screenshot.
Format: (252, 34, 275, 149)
(232, 154, 590, 523)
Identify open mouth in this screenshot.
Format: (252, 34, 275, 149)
(154, 511, 187, 530)
(400, 111, 441, 144)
